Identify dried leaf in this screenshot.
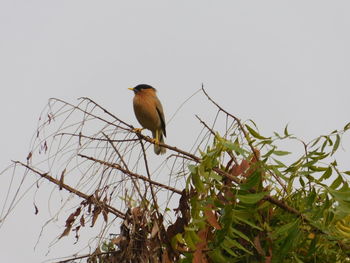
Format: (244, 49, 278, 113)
(79, 131, 82, 146)
(111, 235, 125, 245)
(59, 225, 72, 239)
(34, 203, 39, 215)
(204, 205, 221, 230)
(102, 210, 108, 222)
(91, 206, 101, 227)
(193, 228, 209, 263)
(74, 225, 81, 242)
(240, 159, 249, 173)
(253, 235, 265, 256)
(162, 250, 172, 263)
(230, 164, 240, 176)
(59, 168, 66, 190)
(26, 152, 32, 162)
(151, 221, 159, 239)
(80, 215, 85, 227)
(166, 217, 186, 240)
(65, 213, 76, 227)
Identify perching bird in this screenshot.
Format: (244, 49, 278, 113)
(129, 84, 166, 155)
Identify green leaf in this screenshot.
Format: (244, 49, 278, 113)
(310, 136, 321, 148)
(273, 150, 291, 156)
(233, 214, 263, 230)
(331, 134, 340, 156)
(245, 124, 268, 140)
(344, 171, 350, 176)
(309, 166, 328, 172)
(271, 158, 286, 168)
(274, 131, 282, 138)
(184, 231, 196, 250)
(239, 170, 261, 190)
(344, 122, 350, 131)
(230, 227, 252, 244)
(320, 167, 332, 181)
(284, 124, 290, 136)
(208, 248, 229, 263)
(223, 236, 253, 255)
(209, 172, 222, 182)
(223, 141, 247, 157)
(306, 188, 317, 207)
(327, 187, 350, 202)
(272, 220, 299, 239)
(191, 172, 205, 193)
(237, 192, 267, 204)
(329, 175, 343, 190)
(221, 244, 239, 257)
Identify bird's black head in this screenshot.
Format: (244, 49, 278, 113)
(131, 84, 156, 93)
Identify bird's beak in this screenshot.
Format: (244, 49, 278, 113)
(128, 87, 134, 91)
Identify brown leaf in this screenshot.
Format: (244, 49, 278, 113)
(111, 235, 123, 245)
(74, 207, 82, 217)
(59, 168, 66, 190)
(33, 203, 39, 215)
(59, 225, 72, 239)
(265, 255, 272, 263)
(65, 213, 76, 227)
(26, 152, 32, 162)
(252, 148, 260, 162)
(204, 205, 221, 230)
(162, 250, 172, 263)
(43, 141, 48, 153)
(193, 228, 209, 263)
(253, 235, 265, 256)
(79, 131, 82, 146)
(240, 159, 250, 173)
(151, 221, 159, 239)
(166, 217, 186, 240)
(230, 164, 240, 176)
(193, 249, 208, 263)
(91, 206, 101, 227)
(102, 209, 108, 222)
(74, 225, 81, 242)
(80, 215, 85, 227)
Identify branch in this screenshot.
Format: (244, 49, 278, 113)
(201, 85, 288, 193)
(14, 161, 125, 219)
(78, 154, 182, 195)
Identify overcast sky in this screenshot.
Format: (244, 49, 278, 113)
(1, 1, 350, 262)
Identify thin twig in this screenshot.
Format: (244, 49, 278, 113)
(79, 97, 133, 129)
(14, 161, 125, 219)
(138, 136, 161, 217)
(201, 85, 288, 193)
(78, 154, 182, 195)
(102, 132, 144, 201)
(196, 114, 239, 167)
(57, 132, 138, 143)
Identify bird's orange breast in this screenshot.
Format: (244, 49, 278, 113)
(133, 91, 162, 133)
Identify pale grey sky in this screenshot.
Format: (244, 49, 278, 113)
(1, 1, 350, 262)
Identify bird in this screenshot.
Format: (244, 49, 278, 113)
(128, 84, 166, 155)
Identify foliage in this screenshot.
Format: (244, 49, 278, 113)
(171, 123, 350, 263)
(2, 88, 350, 263)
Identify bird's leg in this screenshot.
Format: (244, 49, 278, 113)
(132, 127, 144, 133)
(151, 130, 160, 145)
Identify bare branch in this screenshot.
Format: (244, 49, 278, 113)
(14, 161, 125, 219)
(78, 154, 182, 195)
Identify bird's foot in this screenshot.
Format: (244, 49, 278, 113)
(150, 138, 160, 145)
(132, 128, 144, 133)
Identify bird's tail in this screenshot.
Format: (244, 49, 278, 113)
(153, 130, 166, 155)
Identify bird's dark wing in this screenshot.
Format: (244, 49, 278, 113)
(156, 106, 166, 137)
